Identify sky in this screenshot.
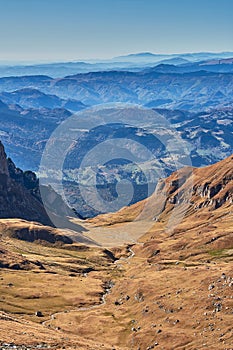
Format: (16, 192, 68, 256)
(0, 0, 233, 62)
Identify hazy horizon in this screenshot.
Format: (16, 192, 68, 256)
(0, 50, 233, 66)
(0, 0, 233, 62)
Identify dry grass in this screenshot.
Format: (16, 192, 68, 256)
(0, 156, 233, 349)
(1, 210, 233, 349)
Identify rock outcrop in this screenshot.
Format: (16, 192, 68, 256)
(88, 154, 233, 226)
(0, 141, 9, 176)
(0, 141, 53, 226)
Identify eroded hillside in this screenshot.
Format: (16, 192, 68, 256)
(0, 155, 233, 349)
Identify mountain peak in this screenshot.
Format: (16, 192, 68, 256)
(126, 52, 156, 57)
(0, 141, 9, 175)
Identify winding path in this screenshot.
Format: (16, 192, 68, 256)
(42, 244, 136, 329)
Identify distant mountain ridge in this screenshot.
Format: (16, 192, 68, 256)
(0, 99, 232, 218)
(0, 88, 86, 111)
(0, 52, 232, 219)
(114, 51, 233, 62)
(0, 68, 232, 109)
(0, 51, 233, 77)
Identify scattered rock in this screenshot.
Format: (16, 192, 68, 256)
(150, 250, 160, 257)
(173, 319, 180, 324)
(208, 284, 215, 291)
(135, 291, 144, 302)
(35, 311, 43, 317)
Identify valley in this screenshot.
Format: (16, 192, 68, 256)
(0, 46, 232, 350)
(0, 154, 232, 349)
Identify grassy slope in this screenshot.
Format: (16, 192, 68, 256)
(0, 155, 233, 349)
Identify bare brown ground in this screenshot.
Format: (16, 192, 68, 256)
(0, 156, 233, 349)
(42, 203, 233, 349)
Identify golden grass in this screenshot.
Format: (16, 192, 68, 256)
(0, 156, 233, 349)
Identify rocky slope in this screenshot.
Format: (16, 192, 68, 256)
(89, 154, 233, 228)
(0, 141, 97, 244)
(0, 154, 233, 349)
(0, 141, 52, 226)
(67, 155, 233, 349)
(1, 141, 80, 225)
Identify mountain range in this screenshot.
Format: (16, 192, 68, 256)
(0, 97, 232, 217)
(0, 88, 86, 111)
(0, 150, 232, 349)
(0, 42, 233, 349)
(0, 52, 232, 220)
(0, 67, 232, 109)
(1, 51, 233, 77)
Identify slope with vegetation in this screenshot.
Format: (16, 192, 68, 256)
(0, 154, 232, 349)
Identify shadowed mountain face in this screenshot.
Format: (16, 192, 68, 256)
(0, 141, 95, 245)
(0, 141, 84, 225)
(0, 141, 53, 225)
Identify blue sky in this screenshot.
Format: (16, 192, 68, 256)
(0, 0, 233, 62)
